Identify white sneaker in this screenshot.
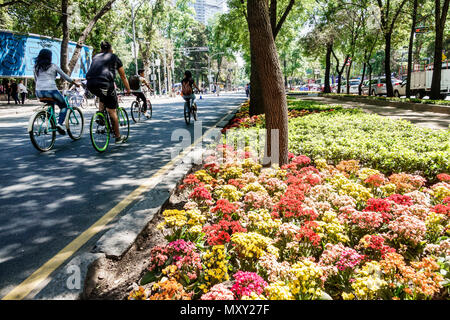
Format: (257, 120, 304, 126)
(144, 111, 150, 119)
(56, 124, 66, 135)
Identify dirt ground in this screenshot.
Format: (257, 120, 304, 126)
(85, 173, 193, 300)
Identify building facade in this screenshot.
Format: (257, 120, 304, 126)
(191, 0, 226, 25)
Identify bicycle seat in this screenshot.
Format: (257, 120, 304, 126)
(39, 97, 56, 103)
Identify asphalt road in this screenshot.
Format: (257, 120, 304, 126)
(0, 92, 247, 298)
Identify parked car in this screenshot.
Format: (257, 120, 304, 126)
(361, 80, 370, 95)
(393, 79, 407, 97)
(347, 79, 360, 94)
(365, 77, 402, 96)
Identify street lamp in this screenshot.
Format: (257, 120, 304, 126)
(131, 0, 146, 74)
(208, 52, 224, 92)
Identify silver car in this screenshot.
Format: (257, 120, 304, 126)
(393, 79, 407, 97)
(365, 77, 402, 96)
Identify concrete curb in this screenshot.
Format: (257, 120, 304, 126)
(32, 103, 241, 300)
(319, 95, 450, 115)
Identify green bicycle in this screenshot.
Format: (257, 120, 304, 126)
(28, 97, 84, 152)
(89, 106, 130, 153)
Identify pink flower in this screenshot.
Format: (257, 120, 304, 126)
(201, 284, 234, 300)
(231, 271, 267, 298)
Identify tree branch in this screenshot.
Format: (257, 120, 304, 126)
(239, 0, 248, 22)
(273, 0, 295, 39)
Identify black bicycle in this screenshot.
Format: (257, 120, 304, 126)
(183, 97, 198, 125)
(89, 106, 130, 153)
(131, 93, 152, 123)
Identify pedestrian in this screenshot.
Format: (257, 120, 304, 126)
(10, 80, 20, 104)
(18, 80, 28, 104)
(245, 83, 250, 97)
(5, 80, 11, 104)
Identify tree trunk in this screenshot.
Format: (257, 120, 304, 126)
(384, 32, 394, 97)
(249, 51, 265, 115)
(406, 0, 418, 98)
(60, 0, 70, 75)
(384, 33, 394, 97)
(323, 43, 332, 93)
(67, 0, 116, 75)
(346, 60, 353, 94)
(430, 0, 449, 100)
(359, 62, 367, 95)
(337, 56, 348, 93)
(247, 0, 289, 166)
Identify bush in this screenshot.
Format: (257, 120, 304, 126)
(288, 109, 450, 181)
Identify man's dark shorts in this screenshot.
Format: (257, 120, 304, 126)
(132, 92, 148, 112)
(87, 81, 118, 109)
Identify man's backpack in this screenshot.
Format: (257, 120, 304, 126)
(129, 75, 141, 91)
(181, 80, 193, 96)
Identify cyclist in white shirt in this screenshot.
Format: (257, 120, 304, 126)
(34, 49, 79, 135)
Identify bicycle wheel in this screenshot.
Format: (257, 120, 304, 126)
(117, 107, 130, 141)
(131, 101, 141, 123)
(192, 102, 198, 121)
(29, 110, 56, 152)
(66, 107, 85, 140)
(147, 100, 152, 119)
(90, 112, 110, 153)
(184, 103, 191, 125)
(81, 96, 88, 109)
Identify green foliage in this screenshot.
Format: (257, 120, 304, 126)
(288, 109, 450, 181)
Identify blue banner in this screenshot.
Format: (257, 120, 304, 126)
(0, 30, 92, 79)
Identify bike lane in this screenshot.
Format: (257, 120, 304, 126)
(0, 92, 247, 299)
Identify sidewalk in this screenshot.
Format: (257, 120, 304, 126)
(299, 96, 450, 130)
(0, 95, 182, 117)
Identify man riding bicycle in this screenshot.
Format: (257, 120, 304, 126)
(181, 70, 200, 111)
(131, 69, 154, 119)
(86, 41, 131, 144)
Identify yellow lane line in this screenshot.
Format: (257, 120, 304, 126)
(2, 110, 231, 300)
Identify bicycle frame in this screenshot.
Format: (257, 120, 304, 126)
(27, 96, 79, 133)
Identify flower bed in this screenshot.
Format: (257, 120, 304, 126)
(287, 109, 450, 181)
(128, 146, 450, 300)
(222, 100, 342, 132)
(223, 105, 450, 182)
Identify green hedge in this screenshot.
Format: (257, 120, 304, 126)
(288, 100, 343, 111)
(288, 109, 450, 181)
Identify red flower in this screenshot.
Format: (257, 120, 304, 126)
(437, 173, 450, 182)
(203, 219, 247, 246)
(189, 187, 212, 201)
(432, 202, 450, 217)
(386, 194, 413, 206)
(365, 174, 386, 187)
(364, 198, 392, 223)
(211, 199, 238, 218)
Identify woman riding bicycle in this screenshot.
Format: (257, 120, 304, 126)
(34, 49, 79, 135)
(181, 71, 200, 111)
